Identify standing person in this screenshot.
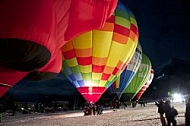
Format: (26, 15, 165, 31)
(156, 100, 166, 126)
(185, 97, 190, 126)
(92, 104, 96, 115)
(97, 105, 101, 115)
(164, 100, 178, 126)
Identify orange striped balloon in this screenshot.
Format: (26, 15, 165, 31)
(61, 2, 139, 103)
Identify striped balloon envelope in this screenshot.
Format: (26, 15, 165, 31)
(107, 43, 142, 99)
(123, 54, 151, 100)
(135, 68, 154, 100)
(61, 2, 139, 103)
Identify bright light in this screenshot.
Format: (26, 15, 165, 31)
(172, 93, 184, 102)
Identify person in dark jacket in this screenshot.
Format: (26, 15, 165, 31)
(164, 100, 178, 126)
(156, 99, 166, 126)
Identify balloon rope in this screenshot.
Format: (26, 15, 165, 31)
(0, 83, 12, 88)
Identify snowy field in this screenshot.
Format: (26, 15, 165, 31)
(0, 102, 186, 126)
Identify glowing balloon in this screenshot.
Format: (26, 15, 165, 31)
(108, 43, 142, 99)
(123, 54, 151, 99)
(62, 2, 139, 103)
(135, 68, 154, 100)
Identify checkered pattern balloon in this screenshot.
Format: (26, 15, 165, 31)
(61, 2, 139, 103)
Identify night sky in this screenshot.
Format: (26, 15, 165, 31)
(121, 0, 190, 73)
(120, 0, 190, 98)
(3, 0, 190, 101)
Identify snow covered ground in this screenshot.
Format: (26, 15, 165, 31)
(0, 102, 186, 126)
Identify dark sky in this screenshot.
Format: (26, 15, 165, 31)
(121, 0, 190, 98)
(4, 0, 190, 101)
(120, 0, 190, 73)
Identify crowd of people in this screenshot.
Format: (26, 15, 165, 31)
(83, 103, 103, 116)
(156, 97, 190, 126)
(83, 97, 190, 126)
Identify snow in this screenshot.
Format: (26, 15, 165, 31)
(0, 102, 186, 126)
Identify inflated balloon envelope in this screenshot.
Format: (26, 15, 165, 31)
(61, 2, 139, 103)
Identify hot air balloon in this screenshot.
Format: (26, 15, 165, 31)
(0, 0, 118, 97)
(135, 68, 154, 100)
(123, 54, 151, 100)
(61, 1, 139, 103)
(107, 43, 142, 99)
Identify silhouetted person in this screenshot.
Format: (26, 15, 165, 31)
(92, 104, 96, 115)
(185, 98, 190, 126)
(156, 99, 166, 126)
(164, 100, 178, 126)
(97, 105, 102, 115)
(131, 97, 138, 108)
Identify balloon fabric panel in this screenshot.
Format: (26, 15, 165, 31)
(0, 67, 28, 97)
(53, 0, 71, 50)
(64, 0, 118, 41)
(0, 86, 10, 97)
